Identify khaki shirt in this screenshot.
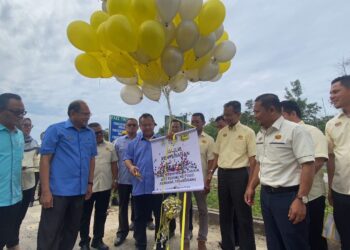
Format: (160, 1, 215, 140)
(199, 132, 215, 181)
(256, 116, 315, 187)
(22, 150, 40, 190)
(299, 121, 328, 201)
(214, 122, 256, 169)
(326, 112, 350, 195)
(93, 141, 118, 193)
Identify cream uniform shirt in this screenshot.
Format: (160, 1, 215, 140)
(214, 122, 256, 169)
(199, 132, 215, 182)
(299, 121, 328, 201)
(326, 112, 350, 195)
(93, 141, 118, 193)
(22, 150, 40, 190)
(256, 116, 315, 187)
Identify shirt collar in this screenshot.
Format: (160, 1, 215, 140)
(271, 116, 284, 130)
(228, 121, 241, 131)
(64, 119, 88, 130)
(140, 132, 157, 141)
(0, 124, 19, 132)
(298, 120, 305, 125)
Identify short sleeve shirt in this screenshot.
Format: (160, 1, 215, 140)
(199, 132, 215, 181)
(40, 120, 97, 196)
(326, 112, 350, 195)
(0, 125, 24, 206)
(299, 121, 328, 201)
(114, 135, 134, 185)
(93, 141, 118, 193)
(214, 122, 256, 169)
(256, 116, 315, 187)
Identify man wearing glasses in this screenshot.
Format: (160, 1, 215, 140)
(0, 93, 26, 250)
(37, 100, 97, 250)
(79, 122, 118, 250)
(114, 118, 139, 246)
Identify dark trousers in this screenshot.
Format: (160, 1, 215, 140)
(8, 187, 36, 247)
(218, 168, 256, 250)
(309, 196, 327, 250)
(31, 172, 40, 202)
(37, 195, 85, 250)
(79, 189, 111, 246)
(261, 187, 309, 250)
(0, 202, 21, 249)
(332, 190, 350, 250)
(133, 194, 165, 250)
(117, 184, 133, 239)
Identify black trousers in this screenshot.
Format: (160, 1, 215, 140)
(8, 187, 36, 247)
(31, 172, 40, 202)
(79, 189, 111, 246)
(117, 184, 133, 239)
(133, 194, 165, 250)
(308, 196, 327, 250)
(0, 202, 21, 249)
(37, 195, 85, 250)
(332, 190, 350, 250)
(218, 167, 256, 250)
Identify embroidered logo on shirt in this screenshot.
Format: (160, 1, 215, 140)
(202, 140, 207, 144)
(275, 134, 282, 140)
(335, 122, 342, 127)
(223, 133, 227, 137)
(238, 135, 244, 140)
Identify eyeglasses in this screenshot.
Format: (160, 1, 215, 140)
(127, 124, 137, 127)
(95, 131, 103, 136)
(6, 109, 27, 117)
(78, 112, 92, 117)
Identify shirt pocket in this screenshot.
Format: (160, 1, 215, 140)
(266, 142, 291, 162)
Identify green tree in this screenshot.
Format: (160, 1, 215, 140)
(240, 99, 260, 133)
(284, 80, 322, 126)
(204, 118, 218, 139)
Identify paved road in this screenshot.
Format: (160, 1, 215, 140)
(19, 202, 267, 250)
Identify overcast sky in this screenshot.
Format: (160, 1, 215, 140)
(1, 0, 349, 140)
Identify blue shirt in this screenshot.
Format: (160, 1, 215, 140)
(0, 124, 24, 206)
(114, 135, 133, 185)
(124, 132, 157, 196)
(40, 120, 97, 196)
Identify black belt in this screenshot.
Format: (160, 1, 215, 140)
(218, 167, 248, 171)
(261, 185, 299, 193)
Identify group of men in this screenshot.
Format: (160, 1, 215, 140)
(0, 75, 349, 250)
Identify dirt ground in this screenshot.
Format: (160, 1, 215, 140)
(19, 202, 267, 250)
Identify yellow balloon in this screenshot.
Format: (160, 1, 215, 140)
(91, 52, 114, 78)
(67, 21, 100, 52)
(216, 31, 229, 44)
(198, 0, 226, 35)
(75, 53, 102, 78)
(139, 61, 168, 86)
(90, 11, 109, 30)
(107, 52, 136, 78)
(97, 22, 119, 53)
(183, 50, 211, 70)
(219, 61, 231, 73)
(106, 15, 137, 52)
(138, 20, 166, 60)
(130, 0, 157, 24)
(107, 0, 130, 15)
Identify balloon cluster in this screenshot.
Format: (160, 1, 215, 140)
(67, 0, 236, 105)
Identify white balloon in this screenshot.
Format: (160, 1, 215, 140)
(142, 84, 162, 101)
(213, 41, 237, 62)
(101, 0, 107, 12)
(115, 76, 138, 85)
(179, 0, 203, 20)
(169, 73, 188, 93)
(161, 46, 184, 77)
(120, 85, 143, 105)
(210, 73, 222, 82)
(176, 21, 199, 52)
(164, 22, 176, 45)
(214, 25, 224, 40)
(199, 61, 219, 81)
(194, 33, 216, 58)
(184, 69, 199, 82)
(156, 0, 180, 24)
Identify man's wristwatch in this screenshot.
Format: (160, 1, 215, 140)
(296, 195, 309, 204)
